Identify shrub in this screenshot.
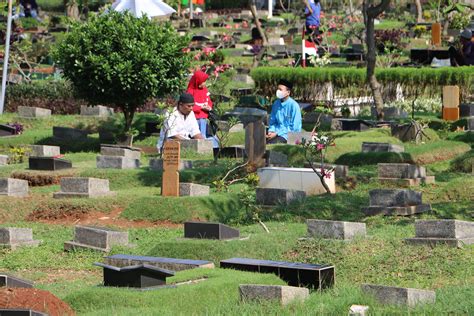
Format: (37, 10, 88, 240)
(251, 67, 474, 101)
(5, 80, 84, 114)
(54, 11, 190, 131)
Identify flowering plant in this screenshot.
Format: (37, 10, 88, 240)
(298, 131, 336, 194)
(309, 52, 332, 67)
(7, 122, 24, 135)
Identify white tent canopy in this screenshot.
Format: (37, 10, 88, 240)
(111, 0, 176, 18)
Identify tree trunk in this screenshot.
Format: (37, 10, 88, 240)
(363, 0, 390, 121)
(415, 0, 423, 23)
(122, 107, 134, 133)
(249, 0, 268, 46)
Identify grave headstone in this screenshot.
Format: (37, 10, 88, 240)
(363, 189, 431, 216)
(245, 118, 266, 168)
(361, 142, 405, 153)
(331, 119, 372, 132)
(0, 124, 16, 137)
(256, 188, 305, 205)
(0, 228, 40, 249)
(179, 183, 210, 197)
(179, 139, 213, 155)
(224, 107, 267, 125)
(371, 107, 408, 120)
(220, 258, 335, 290)
(378, 163, 434, 186)
(80, 105, 114, 117)
(53, 126, 88, 141)
(442, 85, 460, 121)
(391, 122, 424, 142)
(0, 155, 8, 166)
(162, 141, 180, 197)
(0, 274, 34, 288)
(0, 309, 47, 316)
(18, 106, 51, 118)
(405, 219, 474, 247)
(302, 112, 333, 125)
(468, 117, 474, 131)
(104, 254, 215, 271)
(459, 103, 474, 117)
(216, 121, 244, 133)
(64, 225, 130, 252)
(258, 167, 336, 195)
(53, 177, 116, 198)
(361, 284, 435, 307)
(0, 178, 29, 197)
(97, 145, 141, 169)
(264, 150, 288, 167)
(234, 74, 255, 85)
(218, 146, 246, 159)
(307, 220, 366, 240)
(239, 284, 309, 306)
(149, 158, 193, 171)
(30, 145, 60, 157)
(304, 163, 349, 179)
(94, 262, 174, 288)
(184, 222, 240, 240)
(29, 157, 72, 171)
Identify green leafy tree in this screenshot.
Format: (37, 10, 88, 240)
(54, 11, 190, 132)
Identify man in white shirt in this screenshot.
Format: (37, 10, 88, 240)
(157, 93, 204, 152)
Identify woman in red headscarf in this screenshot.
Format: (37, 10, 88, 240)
(186, 70, 214, 139)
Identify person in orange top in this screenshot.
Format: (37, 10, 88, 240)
(186, 70, 219, 149)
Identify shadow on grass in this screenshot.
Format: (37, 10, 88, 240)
(35, 136, 101, 153)
(335, 152, 414, 166)
(431, 201, 474, 220)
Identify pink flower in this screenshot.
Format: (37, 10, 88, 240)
(295, 139, 301, 145)
(317, 143, 325, 151)
(182, 47, 191, 53)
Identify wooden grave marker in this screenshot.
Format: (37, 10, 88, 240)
(162, 141, 180, 197)
(245, 118, 266, 168)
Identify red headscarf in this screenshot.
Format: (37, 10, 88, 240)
(187, 70, 213, 119)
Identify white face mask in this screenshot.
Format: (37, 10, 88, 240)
(276, 89, 287, 99)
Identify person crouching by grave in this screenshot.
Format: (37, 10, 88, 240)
(156, 93, 204, 153)
(186, 70, 219, 155)
(266, 80, 302, 144)
(449, 29, 474, 67)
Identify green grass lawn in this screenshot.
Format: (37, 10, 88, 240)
(0, 112, 473, 315)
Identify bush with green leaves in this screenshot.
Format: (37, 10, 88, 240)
(54, 11, 190, 131)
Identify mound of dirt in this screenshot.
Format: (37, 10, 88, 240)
(26, 204, 90, 221)
(0, 288, 75, 316)
(10, 171, 74, 187)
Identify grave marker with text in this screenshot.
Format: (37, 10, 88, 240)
(162, 141, 180, 197)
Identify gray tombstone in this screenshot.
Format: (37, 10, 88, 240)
(405, 219, 474, 247)
(53, 126, 88, 141)
(179, 183, 210, 197)
(64, 225, 130, 252)
(0, 178, 29, 197)
(149, 158, 193, 171)
(287, 132, 313, 145)
(361, 284, 435, 307)
(307, 220, 366, 240)
(80, 105, 114, 117)
(0, 155, 8, 166)
(362, 142, 405, 153)
(0, 227, 41, 249)
(30, 145, 60, 157)
(179, 139, 213, 155)
(18, 106, 51, 118)
(378, 163, 435, 186)
(256, 188, 305, 206)
(363, 189, 431, 216)
(239, 284, 309, 306)
(104, 254, 215, 271)
(53, 177, 116, 198)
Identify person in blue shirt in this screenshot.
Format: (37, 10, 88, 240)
(266, 80, 302, 144)
(304, 0, 321, 43)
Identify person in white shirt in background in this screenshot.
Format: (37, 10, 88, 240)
(157, 93, 203, 153)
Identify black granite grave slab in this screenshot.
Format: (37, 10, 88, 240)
(333, 119, 372, 131)
(184, 222, 240, 240)
(0, 309, 47, 316)
(191, 35, 210, 42)
(28, 157, 72, 171)
(410, 48, 450, 64)
(104, 254, 214, 271)
(220, 258, 334, 290)
(230, 88, 253, 97)
(0, 124, 16, 137)
(0, 274, 34, 288)
(218, 146, 246, 159)
(459, 104, 474, 118)
(145, 121, 160, 135)
(94, 262, 174, 288)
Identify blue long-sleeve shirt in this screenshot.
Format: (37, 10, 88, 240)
(268, 97, 302, 140)
(305, 1, 321, 27)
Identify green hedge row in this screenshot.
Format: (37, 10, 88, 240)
(250, 67, 474, 101)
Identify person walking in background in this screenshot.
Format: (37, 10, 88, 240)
(266, 80, 302, 144)
(304, 0, 321, 43)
